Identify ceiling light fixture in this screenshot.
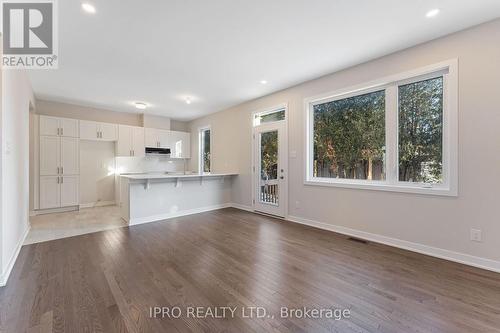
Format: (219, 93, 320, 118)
(185, 98, 192, 104)
(135, 102, 147, 110)
(260, 80, 268, 85)
(81, 3, 96, 14)
(426, 8, 440, 18)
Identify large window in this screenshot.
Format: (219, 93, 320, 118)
(199, 127, 211, 174)
(313, 90, 385, 181)
(306, 61, 457, 196)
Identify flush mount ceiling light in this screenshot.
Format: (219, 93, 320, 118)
(260, 80, 268, 85)
(185, 98, 192, 104)
(135, 102, 147, 110)
(81, 3, 96, 14)
(426, 8, 440, 18)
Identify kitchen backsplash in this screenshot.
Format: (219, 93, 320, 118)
(115, 156, 189, 174)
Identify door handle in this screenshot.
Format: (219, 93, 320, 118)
(280, 176, 284, 179)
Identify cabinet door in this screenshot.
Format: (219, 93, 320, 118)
(117, 125, 133, 156)
(144, 128, 159, 147)
(60, 176, 79, 207)
(158, 130, 170, 148)
(132, 127, 145, 157)
(80, 120, 99, 140)
(99, 122, 118, 141)
(39, 176, 60, 209)
(60, 118, 79, 137)
(40, 136, 60, 175)
(61, 137, 79, 175)
(40, 116, 60, 136)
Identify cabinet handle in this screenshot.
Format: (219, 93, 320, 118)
(61, 128, 64, 136)
(61, 167, 63, 174)
(100, 131, 103, 138)
(61, 177, 64, 184)
(57, 176, 60, 184)
(130, 150, 132, 156)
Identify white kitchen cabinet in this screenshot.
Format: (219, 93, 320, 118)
(40, 136, 78, 176)
(39, 176, 60, 209)
(39, 175, 79, 209)
(60, 176, 79, 207)
(145, 128, 169, 148)
(80, 120, 118, 141)
(61, 137, 79, 175)
(100, 122, 118, 141)
(40, 136, 61, 175)
(169, 131, 191, 158)
(40, 116, 79, 137)
(117, 125, 144, 157)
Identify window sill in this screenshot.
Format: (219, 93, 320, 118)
(304, 178, 457, 197)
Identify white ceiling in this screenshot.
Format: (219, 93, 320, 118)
(29, 0, 500, 121)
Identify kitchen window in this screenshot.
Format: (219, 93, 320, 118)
(305, 60, 458, 196)
(199, 127, 211, 174)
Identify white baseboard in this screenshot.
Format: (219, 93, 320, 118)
(0, 225, 30, 287)
(129, 203, 234, 226)
(287, 215, 500, 274)
(79, 200, 116, 209)
(230, 203, 253, 212)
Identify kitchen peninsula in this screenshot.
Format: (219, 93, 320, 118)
(119, 173, 237, 225)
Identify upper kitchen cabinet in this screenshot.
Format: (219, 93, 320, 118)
(169, 131, 190, 158)
(40, 115, 79, 137)
(117, 125, 145, 157)
(145, 128, 170, 148)
(80, 120, 118, 141)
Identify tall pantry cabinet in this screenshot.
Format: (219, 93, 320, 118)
(39, 116, 80, 209)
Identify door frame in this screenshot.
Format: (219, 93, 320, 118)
(251, 103, 288, 218)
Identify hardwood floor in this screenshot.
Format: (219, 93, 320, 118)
(1, 208, 500, 332)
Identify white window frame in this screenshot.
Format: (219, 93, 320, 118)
(304, 59, 458, 196)
(198, 126, 211, 174)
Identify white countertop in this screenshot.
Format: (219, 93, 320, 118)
(120, 172, 237, 180)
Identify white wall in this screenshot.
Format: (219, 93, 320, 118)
(1, 67, 35, 285)
(189, 19, 500, 269)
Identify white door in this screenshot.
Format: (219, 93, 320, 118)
(60, 176, 79, 207)
(60, 118, 79, 137)
(61, 137, 79, 175)
(39, 176, 60, 209)
(132, 127, 145, 157)
(40, 116, 60, 136)
(80, 120, 99, 140)
(253, 121, 287, 217)
(117, 125, 133, 156)
(99, 122, 118, 141)
(40, 136, 61, 176)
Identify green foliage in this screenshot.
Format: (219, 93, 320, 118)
(260, 131, 278, 180)
(313, 90, 385, 179)
(203, 130, 211, 172)
(398, 77, 443, 183)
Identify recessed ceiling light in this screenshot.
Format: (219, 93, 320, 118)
(426, 8, 440, 18)
(81, 3, 96, 14)
(135, 102, 147, 110)
(260, 80, 268, 85)
(185, 98, 192, 104)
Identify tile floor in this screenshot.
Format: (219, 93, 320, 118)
(26, 205, 127, 244)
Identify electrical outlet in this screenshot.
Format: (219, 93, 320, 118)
(470, 229, 482, 242)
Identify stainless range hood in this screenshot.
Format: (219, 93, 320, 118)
(145, 147, 171, 156)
